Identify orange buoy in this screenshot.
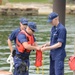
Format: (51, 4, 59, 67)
(0, 70, 12, 75)
(35, 50, 42, 67)
(68, 56, 75, 70)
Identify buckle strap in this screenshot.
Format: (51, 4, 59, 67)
(16, 54, 29, 60)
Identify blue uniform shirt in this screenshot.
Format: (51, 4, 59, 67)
(8, 28, 21, 45)
(50, 23, 67, 60)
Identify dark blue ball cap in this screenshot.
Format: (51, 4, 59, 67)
(20, 18, 28, 25)
(28, 22, 38, 32)
(47, 12, 58, 22)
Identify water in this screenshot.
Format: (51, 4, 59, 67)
(0, 14, 75, 75)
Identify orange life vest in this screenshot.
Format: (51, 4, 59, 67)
(16, 30, 34, 53)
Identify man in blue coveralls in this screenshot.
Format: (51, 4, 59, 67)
(41, 12, 67, 75)
(14, 22, 40, 75)
(7, 17, 28, 53)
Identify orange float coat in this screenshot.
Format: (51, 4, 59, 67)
(16, 30, 34, 53)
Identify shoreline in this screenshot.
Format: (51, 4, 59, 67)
(0, 3, 75, 15)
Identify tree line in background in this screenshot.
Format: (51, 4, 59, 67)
(0, 0, 75, 5)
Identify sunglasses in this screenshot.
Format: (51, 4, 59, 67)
(23, 24, 28, 25)
(31, 29, 35, 32)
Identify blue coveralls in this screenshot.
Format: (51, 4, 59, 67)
(13, 31, 36, 75)
(50, 23, 67, 75)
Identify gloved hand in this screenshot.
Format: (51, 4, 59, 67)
(12, 49, 16, 57)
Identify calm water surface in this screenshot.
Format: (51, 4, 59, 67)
(0, 14, 75, 75)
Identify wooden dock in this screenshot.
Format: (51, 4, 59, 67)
(0, 3, 75, 16)
(0, 3, 52, 16)
(0, 7, 38, 16)
(0, 3, 39, 16)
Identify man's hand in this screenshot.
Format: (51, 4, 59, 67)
(41, 42, 50, 48)
(36, 46, 41, 50)
(41, 47, 47, 52)
(41, 46, 51, 52)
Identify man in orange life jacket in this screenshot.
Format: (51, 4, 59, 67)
(7, 18, 28, 54)
(13, 22, 40, 75)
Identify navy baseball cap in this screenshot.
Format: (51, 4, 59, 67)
(47, 12, 58, 22)
(28, 22, 38, 32)
(20, 18, 28, 25)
